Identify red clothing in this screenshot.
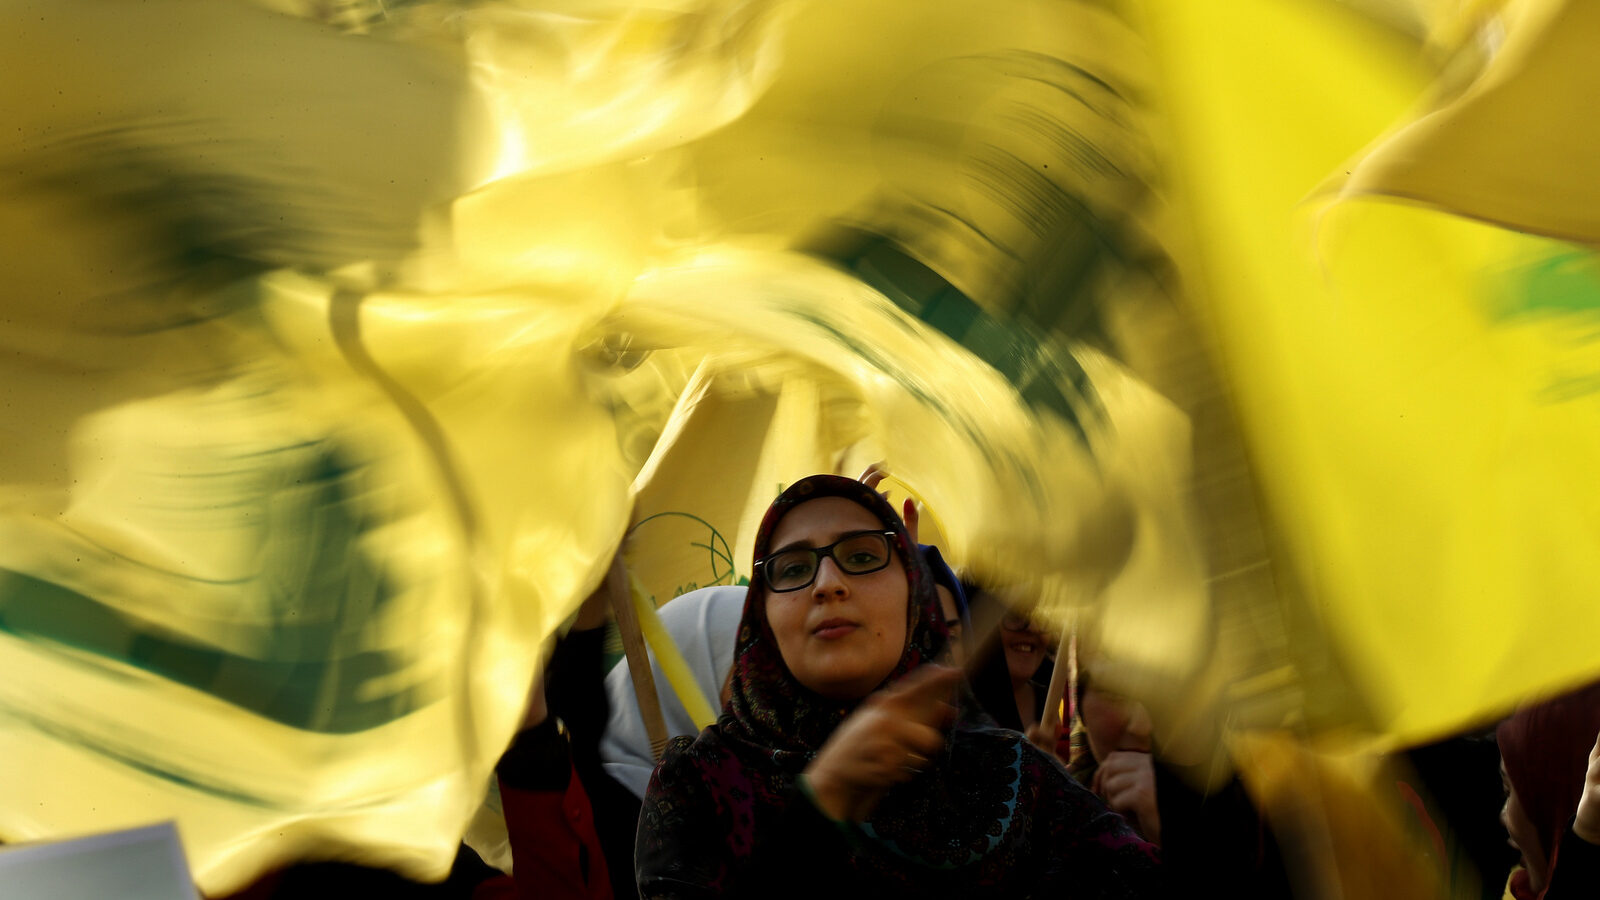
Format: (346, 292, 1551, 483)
(486, 761, 612, 900)
(212, 721, 614, 900)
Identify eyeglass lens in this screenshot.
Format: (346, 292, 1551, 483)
(764, 532, 891, 592)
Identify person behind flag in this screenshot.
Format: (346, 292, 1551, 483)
(1070, 659, 1291, 900)
(965, 593, 1058, 737)
(634, 474, 1162, 898)
(1498, 680, 1600, 900)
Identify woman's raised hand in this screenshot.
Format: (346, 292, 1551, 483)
(856, 462, 919, 544)
(803, 664, 961, 821)
(857, 462, 889, 493)
(1576, 729, 1600, 845)
(1091, 751, 1162, 845)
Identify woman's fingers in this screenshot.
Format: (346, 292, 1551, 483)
(1099, 770, 1139, 799)
(1098, 749, 1150, 771)
(1093, 750, 1161, 842)
(882, 664, 961, 721)
(1096, 752, 1153, 788)
(852, 717, 943, 774)
(1576, 729, 1600, 843)
(803, 666, 960, 820)
(1092, 752, 1154, 807)
(1026, 722, 1060, 756)
(896, 721, 947, 758)
(857, 462, 888, 491)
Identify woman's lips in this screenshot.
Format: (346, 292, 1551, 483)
(813, 618, 859, 640)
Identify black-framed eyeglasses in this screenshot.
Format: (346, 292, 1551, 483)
(755, 530, 898, 592)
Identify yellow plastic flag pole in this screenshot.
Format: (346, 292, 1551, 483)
(631, 574, 721, 733)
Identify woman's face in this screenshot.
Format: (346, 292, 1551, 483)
(1501, 762, 1549, 895)
(1001, 611, 1052, 683)
(936, 584, 964, 667)
(1080, 680, 1153, 762)
(763, 497, 910, 700)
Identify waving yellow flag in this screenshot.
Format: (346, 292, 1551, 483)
(1137, 0, 1600, 745)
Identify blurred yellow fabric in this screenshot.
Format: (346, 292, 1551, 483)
(7, 0, 1600, 892)
(1137, 0, 1600, 748)
(1232, 731, 1452, 900)
(1, 0, 1207, 890)
(1342, 0, 1600, 243)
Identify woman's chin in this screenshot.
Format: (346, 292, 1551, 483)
(1004, 650, 1044, 682)
(804, 678, 877, 701)
(798, 662, 896, 701)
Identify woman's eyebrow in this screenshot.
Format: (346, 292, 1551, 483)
(771, 528, 880, 554)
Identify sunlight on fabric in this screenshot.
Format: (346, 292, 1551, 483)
(4, 0, 1598, 894)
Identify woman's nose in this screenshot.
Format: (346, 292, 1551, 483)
(1124, 702, 1154, 749)
(811, 556, 850, 597)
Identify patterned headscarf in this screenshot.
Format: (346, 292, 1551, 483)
(722, 474, 945, 758)
(1498, 679, 1600, 894)
(637, 474, 1161, 895)
(920, 543, 972, 642)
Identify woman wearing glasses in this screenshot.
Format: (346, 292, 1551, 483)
(635, 474, 1163, 898)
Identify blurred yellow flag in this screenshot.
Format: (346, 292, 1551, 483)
(17, 0, 1599, 890)
(1, 0, 1211, 890)
(1137, 0, 1600, 745)
(1343, 0, 1600, 244)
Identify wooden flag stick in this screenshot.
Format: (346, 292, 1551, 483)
(1036, 623, 1075, 756)
(608, 557, 670, 760)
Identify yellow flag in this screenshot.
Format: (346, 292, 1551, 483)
(1, 0, 1217, 890)
(1137, 0, 1600, 745)
(1342, 0, 1600, 244)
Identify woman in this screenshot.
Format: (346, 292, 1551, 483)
(1072, 663, 1292, 900)
(604, 557, 964, 799)
(635, 475, 1163, 898)
(921, 544, 971, 667)
(967, 596, 1057, 735)
(1498, 681, 1600, 900)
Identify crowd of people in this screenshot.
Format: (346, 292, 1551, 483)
(212, 471, 1599, 899)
